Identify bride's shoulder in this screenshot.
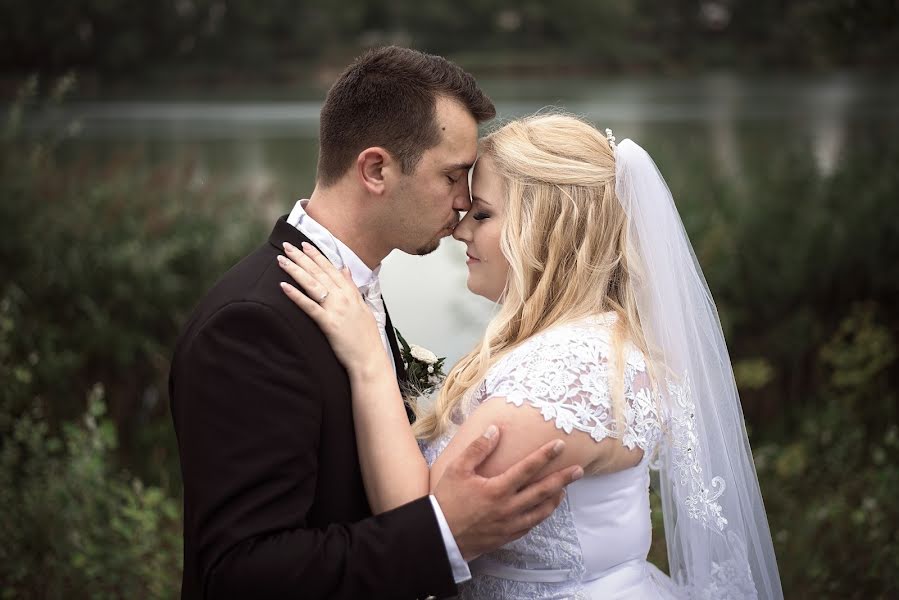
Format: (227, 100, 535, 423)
(525, 311, 623, 350)
(490, 311, 636, 376)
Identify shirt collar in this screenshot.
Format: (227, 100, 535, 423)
(285, 199, 380, 289)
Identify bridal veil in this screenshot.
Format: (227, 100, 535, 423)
(613, 137, 783, 599)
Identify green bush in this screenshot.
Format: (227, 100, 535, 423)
(676, 131, 899, 598)
(0, 387, 181, 599)
(755, 304, 899, 598)
(0, 76, 264, 597)
(689, 134, 899, 430)
(0, 75, 265, 469)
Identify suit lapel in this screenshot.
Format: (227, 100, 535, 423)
(271, 215, 415, 423)
(384, 301, 417, 424)
(383, 304, 406, 384)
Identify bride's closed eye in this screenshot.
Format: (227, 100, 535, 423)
(472, 211, 491, 221)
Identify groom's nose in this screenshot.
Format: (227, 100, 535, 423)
(452, 189, 472, 212)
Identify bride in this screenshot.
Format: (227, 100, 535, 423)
(277, 113, 783, 599)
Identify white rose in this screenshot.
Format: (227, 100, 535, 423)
(409, 344, 438, 364)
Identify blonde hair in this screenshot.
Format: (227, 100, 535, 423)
(413, 112, 655, 440)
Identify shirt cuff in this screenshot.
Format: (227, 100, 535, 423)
(428, 494, 472, 584)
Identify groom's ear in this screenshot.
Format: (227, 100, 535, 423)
(356, 147, 394, 196)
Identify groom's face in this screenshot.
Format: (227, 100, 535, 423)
(390, 96, 479, 256)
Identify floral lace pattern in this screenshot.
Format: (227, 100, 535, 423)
(461, 492, 590, 599)
(667, 376, 728, 532)
(486, 314, 664, 456)
(420, 431, 591, 599)
(461, 574, 592, 600)
(664, 377, 759, 599)
(690, 532, 758, 600)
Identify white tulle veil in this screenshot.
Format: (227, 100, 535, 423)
(613, 137, 783, 599)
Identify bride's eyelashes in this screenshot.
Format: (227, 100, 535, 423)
(472, 211, 491, 221)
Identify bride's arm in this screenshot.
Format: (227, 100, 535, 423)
(276, 243, 428, 513)
(277, 241, 589, 524)
(428, 395, 640, 488)
(345, 351, 431, 512)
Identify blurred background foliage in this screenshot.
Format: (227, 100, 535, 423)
(1, 1, 898, 598)
(1, 0, 897, 84)
(0, 76, 264, 597)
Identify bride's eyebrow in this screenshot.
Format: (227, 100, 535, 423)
(471, 195, 491, 206)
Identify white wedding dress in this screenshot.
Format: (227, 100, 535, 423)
(421, 314, 685, 600)
(414, 135, 784, 598)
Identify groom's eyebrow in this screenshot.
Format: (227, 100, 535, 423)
(444, 162, 474, 172)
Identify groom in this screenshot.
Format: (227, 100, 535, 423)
(169, 46, 579, 599)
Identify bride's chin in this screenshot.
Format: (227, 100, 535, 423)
(465, 277, 484, 298)
(464, 277, 477, 295)
(466, 280, 502, 303)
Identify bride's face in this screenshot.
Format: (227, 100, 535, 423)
(452, 154, 509, 302)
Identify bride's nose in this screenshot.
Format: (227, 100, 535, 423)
(453, 213, 473, 242)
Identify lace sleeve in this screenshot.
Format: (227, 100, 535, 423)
(485, 328, 663, 452)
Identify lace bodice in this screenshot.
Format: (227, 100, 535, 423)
(420, 314, 675, 599)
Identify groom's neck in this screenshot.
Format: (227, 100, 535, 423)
(304, 185, 388, 270)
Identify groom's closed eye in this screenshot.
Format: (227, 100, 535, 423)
(444, 163, 474, 183)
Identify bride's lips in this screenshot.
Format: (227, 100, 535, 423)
(466, 253, 480, 265)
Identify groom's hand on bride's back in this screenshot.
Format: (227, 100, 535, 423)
(433, 425, 584, 561)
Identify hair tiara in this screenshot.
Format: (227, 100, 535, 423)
(604, 128, 617, 152)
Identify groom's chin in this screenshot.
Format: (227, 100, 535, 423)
(414, 238, 441, 256)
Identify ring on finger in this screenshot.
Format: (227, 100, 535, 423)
(318, 290, 329, 303)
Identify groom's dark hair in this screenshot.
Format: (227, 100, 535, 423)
(316, 46, 495, 186)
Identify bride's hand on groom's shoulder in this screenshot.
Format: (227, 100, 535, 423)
(278, 241, 386, 374)
(435, 425, 584, 561)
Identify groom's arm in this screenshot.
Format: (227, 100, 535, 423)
(172, 301, 456, 599)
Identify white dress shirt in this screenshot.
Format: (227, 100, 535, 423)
(286, 199, 471, 585)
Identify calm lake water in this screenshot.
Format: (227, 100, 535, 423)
(39, 74, 899, 366)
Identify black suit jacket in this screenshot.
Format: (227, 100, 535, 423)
(169, 216, 457, 599)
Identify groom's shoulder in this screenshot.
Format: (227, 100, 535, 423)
(176, 237, 322, 349)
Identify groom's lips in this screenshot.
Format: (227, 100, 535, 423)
(438, 220, 458, 237)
